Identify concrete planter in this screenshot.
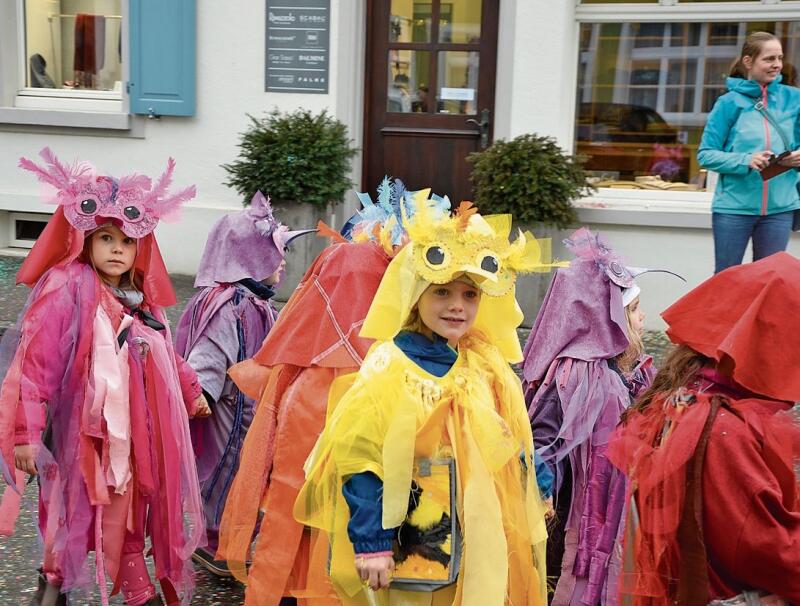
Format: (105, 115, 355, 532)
(272, 200, 338, 301)
(513, 222, 571, 329)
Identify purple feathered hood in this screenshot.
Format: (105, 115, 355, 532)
(522, 228, 632, 384)
(194, 191, 315, 287)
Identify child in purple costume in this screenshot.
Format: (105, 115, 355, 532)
(174, 191, 313, 573)
(522, 228, 665, 606)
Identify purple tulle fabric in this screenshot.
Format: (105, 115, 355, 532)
(174, 284, 277, 547)
(0, 263, 204, 602)
(528, 356, 655, 606)
(522, 259, 629, 385)
(523, 229, 656, 606)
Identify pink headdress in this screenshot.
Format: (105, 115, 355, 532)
(19, 147, 196, 238)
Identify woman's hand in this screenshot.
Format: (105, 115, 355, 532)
(193, 394, 212, 418)
(355, 554, 395, 591)
(14, 444, 38, 476)
(749, 150, 774, 171)
(778, 150, 800, 167)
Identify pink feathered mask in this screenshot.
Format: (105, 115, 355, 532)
(19, 147, 195, 238)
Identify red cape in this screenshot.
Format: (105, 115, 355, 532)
(662, 252, 800, 402)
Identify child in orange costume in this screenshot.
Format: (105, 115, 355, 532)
(217, 234, 393, 605)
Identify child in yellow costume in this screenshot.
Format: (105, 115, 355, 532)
(295, 201, 563, 606)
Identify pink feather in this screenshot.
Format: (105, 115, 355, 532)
(150, 158, 176, 203)
(18, 157, 64, 191)
(117, 173, 152, 193)
(39, 147, 74, 184)
(153, 185, 196, 222)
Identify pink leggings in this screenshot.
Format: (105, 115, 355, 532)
(39, 494, 156, 606)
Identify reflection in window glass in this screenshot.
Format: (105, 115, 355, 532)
(390, 0, 432, 43)
(575, 21, 800, 192)
(708, 23, 740, 46)
(634, 23, 665, 49)
(437, 51, 479, 115)
(388, 50, 431, 113)
(670, 23, 701, 48)
(24, 0, 123, 92)
(439, 0, 482, 44)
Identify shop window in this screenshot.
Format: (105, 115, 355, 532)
(2, 0, 196, 121)
(575, 20, 800, 192)
(23, 0, 123, 97)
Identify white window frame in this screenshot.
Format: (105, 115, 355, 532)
(8, 211, 49, 249)
(0, 0, 132, 129)
(573, 0, 800, 220)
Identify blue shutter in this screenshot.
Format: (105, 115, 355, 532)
(129, 0, 196, 116)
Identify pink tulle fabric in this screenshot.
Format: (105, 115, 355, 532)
(0, 262, 204, 603)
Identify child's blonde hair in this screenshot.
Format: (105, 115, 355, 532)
(616, 301, 644, 373)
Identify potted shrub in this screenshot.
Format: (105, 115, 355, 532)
(223, 108, 357, 208)
(468, 134, 594, 325)
(467, 133, 592, 228)
(222, 109, 358, 296)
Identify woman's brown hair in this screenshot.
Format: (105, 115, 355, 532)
(730, 31, 780, 78)
(622, 344, 711, 421)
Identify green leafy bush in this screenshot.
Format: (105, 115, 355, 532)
(223, 109, 358, 208)
(468, 134, 593, 228)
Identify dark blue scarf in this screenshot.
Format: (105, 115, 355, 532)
(238, 278, 276, 300)
(394, 330, 457, 378)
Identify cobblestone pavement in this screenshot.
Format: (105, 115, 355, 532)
(0, 255, 672, 604)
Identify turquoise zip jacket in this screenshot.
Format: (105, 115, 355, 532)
(698, 76, 800, 215)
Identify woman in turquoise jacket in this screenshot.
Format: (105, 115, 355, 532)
(698, 31, 800, 273)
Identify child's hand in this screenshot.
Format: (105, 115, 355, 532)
(14, 444, 39, 476)
(355, 554, 395, 591)
(193, 394, 212, 418)
(544, 496, 555, 520)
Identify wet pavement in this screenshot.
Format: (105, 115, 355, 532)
(0, 254, 671, 604)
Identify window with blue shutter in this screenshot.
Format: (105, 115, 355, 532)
(129, 0, 196, 116)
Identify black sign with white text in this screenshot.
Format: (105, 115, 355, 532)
(265, 0, 330, 93)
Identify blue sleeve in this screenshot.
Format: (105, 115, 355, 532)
(534, 451, 554, 499)
(342, 472, 396, 554)
(697, 97, 753, 175)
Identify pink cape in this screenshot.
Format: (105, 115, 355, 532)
(0, 262, 204, 601)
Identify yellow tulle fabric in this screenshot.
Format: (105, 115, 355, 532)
(294, 333, 549, 606)
(360, 202, 566, 364)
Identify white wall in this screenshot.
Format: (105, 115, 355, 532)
(514, 216, 800, 331)
(495, 0, 578, 148)
(0, 0, 367, 278)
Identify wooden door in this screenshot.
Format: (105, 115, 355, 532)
(363, 0, 499, 204)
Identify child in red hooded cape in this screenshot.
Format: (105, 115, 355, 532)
(0, 149, 207, 606)
(609, 252, 800, 605)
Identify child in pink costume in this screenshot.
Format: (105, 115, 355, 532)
(0, 148, 207, 606)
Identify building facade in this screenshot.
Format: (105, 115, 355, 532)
(1, 0, 799, 328)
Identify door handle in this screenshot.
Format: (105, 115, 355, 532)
(466, 108, 491, 149)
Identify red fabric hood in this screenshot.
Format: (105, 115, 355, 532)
(662, 252, 800, 402)
(17, 207, 177, 307)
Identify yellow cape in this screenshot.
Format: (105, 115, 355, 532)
(294, 332, 548, 606)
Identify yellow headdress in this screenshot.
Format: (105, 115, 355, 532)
(360, 196, 567, 362)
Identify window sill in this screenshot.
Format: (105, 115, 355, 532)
(0, 106, 130, 129)
(575, 188, 712, 229)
